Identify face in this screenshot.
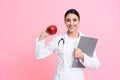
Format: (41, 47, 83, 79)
(64, 13, 80, 33)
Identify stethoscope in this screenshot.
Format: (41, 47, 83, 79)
(58, 38, 65, 52)
(58, 38, 65, 46)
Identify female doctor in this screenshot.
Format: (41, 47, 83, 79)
(35, 9, 100, 80)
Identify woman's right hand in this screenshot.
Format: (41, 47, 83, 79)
(38, 27, 50, 41)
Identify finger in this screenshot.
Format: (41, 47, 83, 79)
(76, 48, 82, 53)
(74, 48, 78, 52)
(74, 53, 78, 58)
(73, 51, 76, 56)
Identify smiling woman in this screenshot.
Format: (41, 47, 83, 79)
(35, 9, 100, 80)
(0, 0, 120, 80)
(64, 9, 80, 38)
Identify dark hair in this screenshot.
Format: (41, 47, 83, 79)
(64, 9, 80, 20)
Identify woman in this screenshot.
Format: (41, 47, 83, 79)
(35, 9, 100, 80)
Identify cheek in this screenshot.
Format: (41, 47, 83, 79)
(66, 25, 69, 29)
(65, 22, 70, 26)
(75, 22, 79, 26)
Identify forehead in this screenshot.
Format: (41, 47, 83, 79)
(65, 13, 78, 19)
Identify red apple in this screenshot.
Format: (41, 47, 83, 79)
(47, 25, 57, 35)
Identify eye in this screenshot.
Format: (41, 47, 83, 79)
(73, 18, 77, 22)
(66, 19, 70, 22)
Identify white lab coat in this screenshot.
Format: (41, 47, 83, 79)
(35, 32, 100, 80)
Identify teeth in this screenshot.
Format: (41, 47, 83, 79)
(69, 26, 74, 29)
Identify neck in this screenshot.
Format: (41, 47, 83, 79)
(67, 31, 79, 38)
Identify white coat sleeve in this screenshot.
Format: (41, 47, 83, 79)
(79, 51, 100, 70)
(35, 37, 57, 60)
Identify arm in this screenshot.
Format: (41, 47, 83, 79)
(80, 51, 100, 70)
(74, 48, 100, 70)
(35, 27, 56, 60)
(35, 38, 56, 60)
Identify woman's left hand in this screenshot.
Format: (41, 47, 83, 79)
(74, 48, 84, 62)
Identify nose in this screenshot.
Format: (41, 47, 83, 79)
(70, 21, 74, 25)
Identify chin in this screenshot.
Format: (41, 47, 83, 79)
(68, 28, 76, 32)
(68, 30, 75, 33)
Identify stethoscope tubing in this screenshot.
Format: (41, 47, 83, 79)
(58, 38, 65, 46)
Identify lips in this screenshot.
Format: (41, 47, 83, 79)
(69, 25, 75, 29)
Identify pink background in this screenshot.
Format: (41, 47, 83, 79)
(0, 0, 120, 80)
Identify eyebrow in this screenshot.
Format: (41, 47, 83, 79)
(66, 17, 77, 19)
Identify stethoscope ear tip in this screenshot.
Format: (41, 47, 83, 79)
(58, 38, 65, 46)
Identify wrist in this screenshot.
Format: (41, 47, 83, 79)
(38, 35, 46, 41)
(80, 54, 84, 62)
